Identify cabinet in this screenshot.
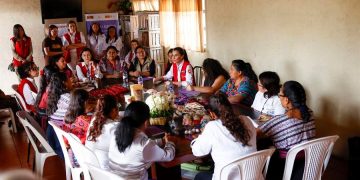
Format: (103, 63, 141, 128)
(119, 12, 164, 76)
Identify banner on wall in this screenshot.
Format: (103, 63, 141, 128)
(85, 13, 120, 36)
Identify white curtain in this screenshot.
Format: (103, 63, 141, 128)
(159, 0, 204, 52)
(132, 0, 159, 12)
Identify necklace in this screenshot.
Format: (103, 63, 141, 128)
(260, 98, 270, 114)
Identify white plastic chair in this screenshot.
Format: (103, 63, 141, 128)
(86, 163, 125, 180)
(17, 111, 56, 176)
(219, 148, 275, 180)
(283, 135, 339, 180)
(0, 108, 17, 133)
(12, 84, 31, 112)
(66, 133, 100, 180)
(48, 121, 83, 180)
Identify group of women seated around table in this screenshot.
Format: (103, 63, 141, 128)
(14, 32, 315, 179)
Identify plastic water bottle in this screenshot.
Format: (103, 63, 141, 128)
(167, 78, 175, 94)
(137, 75, 143, 86)
(122, 71, 129, 88)
(87, 65, 92, 81)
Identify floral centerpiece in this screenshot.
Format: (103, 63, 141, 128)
(145, 91, 175, 125)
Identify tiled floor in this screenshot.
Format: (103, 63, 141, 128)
(0, 121, 350, 180)
(0, 122, 65, 180)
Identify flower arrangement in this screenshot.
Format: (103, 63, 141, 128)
(145, 91, 175, 125)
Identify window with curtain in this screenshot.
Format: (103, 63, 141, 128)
(132, 0, 159, 11)
(159, 0, 205, 52)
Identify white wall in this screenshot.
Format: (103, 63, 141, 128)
(203, 0, 360, 159)
(0, 0, 111, 94)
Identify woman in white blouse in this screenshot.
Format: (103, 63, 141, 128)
(251, 71, 285, 121)
(104, 26, 123, 53)
(87, 22, 106, 60)
(108, 101, 176, 180)
(86, 95, 119, 169)
(191, 93, 257, 180)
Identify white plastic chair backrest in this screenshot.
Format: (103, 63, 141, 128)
(86, 163, 125, 180)
(17, 111, 54, 154)
(283, 135, 339, 180)
(48, 121, 77, 169)
(219, 148, 275, 180)
(67, 133, 100, 168)
(12, 84, 30, 112)
(18, 111, 46, 138)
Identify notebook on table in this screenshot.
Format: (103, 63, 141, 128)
(145, 126, 165, 139)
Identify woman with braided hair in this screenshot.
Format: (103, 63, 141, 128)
(191, 92, 257, 180)
(85, 95, 119, 170)
(258, 80, 316, 180)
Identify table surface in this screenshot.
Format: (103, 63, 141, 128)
(83, 79, 260, 168)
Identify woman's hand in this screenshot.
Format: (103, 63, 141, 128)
(153, 77, 163, 84)
(164, 133, 177, 144)
(173, 82, 181, 86)
(132, 71, 141, 77)
(186, 85, 194, 91)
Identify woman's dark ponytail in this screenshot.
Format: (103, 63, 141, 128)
(115, 116, 135, 152)
(114, 101, 150, 152)
(283, 81, 311, 121)
(232, 60, 258, 83)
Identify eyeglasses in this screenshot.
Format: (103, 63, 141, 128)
(278, 94, 285, 97)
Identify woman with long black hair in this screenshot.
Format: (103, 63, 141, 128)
(108, 101, 176, 179)
(105, 26, 123, 52)
(258, 81, 316, 180)
(88, 22, 106, 60)
(46, 72, 73, 158)
(191, 93, 257, 180)
(186, 58, 229, 94)
(43, 24, 64, 65)
(10, 24, 33, 70)
(154, 47, 194, 87)
(86, 95, 119, 169)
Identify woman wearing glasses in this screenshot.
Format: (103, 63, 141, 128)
(258, 81, 316, 180)
(128, 46, 155, 77)
(17, 61, 39, 112)
(251, 71, 285, 121)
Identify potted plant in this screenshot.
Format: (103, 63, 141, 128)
(108, 0, 133, 15)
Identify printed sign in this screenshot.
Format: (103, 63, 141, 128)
(85, 13, 120, 36)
